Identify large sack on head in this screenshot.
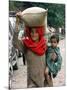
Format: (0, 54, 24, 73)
(21, 7, 48, 27)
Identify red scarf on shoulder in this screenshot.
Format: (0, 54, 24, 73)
(22, 26, 47, 56)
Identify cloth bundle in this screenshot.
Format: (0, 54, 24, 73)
(21, 7, 47, 27)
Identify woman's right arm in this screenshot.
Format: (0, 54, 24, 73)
(13, 12, 24, 53)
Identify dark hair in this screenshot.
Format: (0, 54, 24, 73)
(50, 34, 59, 43)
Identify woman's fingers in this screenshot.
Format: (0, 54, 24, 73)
(16, 11, 22, 17)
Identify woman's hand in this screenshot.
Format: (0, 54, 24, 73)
(16, 11, 22, 18)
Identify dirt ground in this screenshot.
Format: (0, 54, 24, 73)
(10, 39, 66, 89)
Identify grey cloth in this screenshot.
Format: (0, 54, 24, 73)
(25, 50, 46, 87)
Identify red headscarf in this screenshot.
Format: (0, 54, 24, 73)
(22, 26, 47, 56)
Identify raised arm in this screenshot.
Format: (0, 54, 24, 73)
(13, 12, 24, 52)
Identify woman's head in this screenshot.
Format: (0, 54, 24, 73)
(25, 26, 44, 42)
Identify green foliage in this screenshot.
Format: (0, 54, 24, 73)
(9, 1, 65, 29)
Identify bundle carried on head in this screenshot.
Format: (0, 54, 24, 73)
(21, 7, 48, 27)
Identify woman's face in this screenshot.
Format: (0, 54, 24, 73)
(30, 28, 39, 42)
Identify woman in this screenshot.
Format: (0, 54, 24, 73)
(23, 26, 47, 87)
(14, 10, 53, 87)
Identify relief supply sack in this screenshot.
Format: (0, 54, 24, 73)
(21, 7, 48, 27)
